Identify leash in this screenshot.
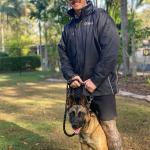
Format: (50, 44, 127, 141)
(63, 83, 75, 137)
(87, 95, 94, 110)
(63, 79, 94, 137)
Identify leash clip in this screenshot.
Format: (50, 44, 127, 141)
(89, 95, 94, 105)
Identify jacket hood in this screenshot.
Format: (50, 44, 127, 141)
(67, 0, 95, 19)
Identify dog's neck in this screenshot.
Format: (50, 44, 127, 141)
(80, 112, 99, 135)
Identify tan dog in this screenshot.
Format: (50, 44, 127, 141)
(68, 96, 108, 150)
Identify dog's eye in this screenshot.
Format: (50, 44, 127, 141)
(70, 111, 75, 117)
(78, 111, 85, 117)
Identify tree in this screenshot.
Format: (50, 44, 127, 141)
(106, 0, 120, 24)
(106, 0, 113, 12)
(137, 7, 150, 28)
(128, 0, 144, 76)
(0, 0, 28, 52)
(144, 0, 150, 3)
(30, 0, 52, 70)
(120, 0, 130, 75)
(93, 0, 98, 7)
(50, 0, 69, 28)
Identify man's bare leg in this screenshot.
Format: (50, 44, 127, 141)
(101, 120, 123, 150)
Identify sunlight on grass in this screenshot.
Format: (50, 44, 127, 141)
(0, 75, 11, 82)
(0, 71, 52, 87)
(0, 81, 149, 150)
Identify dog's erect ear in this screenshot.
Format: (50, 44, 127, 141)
(79, 95, 88, 106)
(67, 95, 76, 108)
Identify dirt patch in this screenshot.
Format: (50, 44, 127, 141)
(118, 74, 150, 95)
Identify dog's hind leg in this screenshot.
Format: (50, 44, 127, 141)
(100, 120, 123, 150)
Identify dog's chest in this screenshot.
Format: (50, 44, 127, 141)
(79, 133, 96, 149)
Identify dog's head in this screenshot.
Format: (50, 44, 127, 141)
(67, 95, 90, 134)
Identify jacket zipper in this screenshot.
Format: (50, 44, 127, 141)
(108, 76, 114, 95)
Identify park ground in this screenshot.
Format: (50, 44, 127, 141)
(0, 71, 150, 150)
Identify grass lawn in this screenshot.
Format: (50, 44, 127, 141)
(0, 71, 62, 87)
(0, 72, 150, 150)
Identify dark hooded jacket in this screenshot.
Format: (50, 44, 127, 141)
(58, 1, 120, 96)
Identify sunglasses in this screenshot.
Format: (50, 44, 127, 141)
(68, 0, 82, 2)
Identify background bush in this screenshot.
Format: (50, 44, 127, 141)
(0, 52, 9, 57)
(0, 56, 41, 72)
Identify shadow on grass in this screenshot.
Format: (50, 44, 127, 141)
(0, 102, 26, 114)
(0, 83, 66, 101)
(0, 120, 69, 150)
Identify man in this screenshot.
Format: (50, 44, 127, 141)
(58, 0, 123, 149)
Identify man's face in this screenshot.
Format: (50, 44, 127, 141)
(68, 0, 87, 11)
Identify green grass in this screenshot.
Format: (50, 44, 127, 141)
(0, 71, 54, 87)
(0, 72, 150, 149)
(117, 97, 150, 150)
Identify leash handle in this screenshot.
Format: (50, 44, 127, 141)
(63, 83, 75, 137)
(63, 105, 75, 137)
(67, 78, 84, 86)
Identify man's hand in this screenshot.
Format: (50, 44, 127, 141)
(70, 75, 83, 88)
(84, 79, 96, 93)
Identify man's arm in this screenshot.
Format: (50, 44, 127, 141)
(58, 28, 83, 87)
(58, 29, 75, 80)
(90, 12, 120, 88)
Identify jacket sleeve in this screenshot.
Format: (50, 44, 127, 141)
(58, 28, 75, 80)
(91, 12, 120, 88)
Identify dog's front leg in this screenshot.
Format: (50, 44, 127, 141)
(80, 142, 91, 150)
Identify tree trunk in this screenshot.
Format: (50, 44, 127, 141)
(43, 22, 49, 70)
(120, 0, 130, 75)
(106, 1, 109, 12)
(1, 13, 5, 52)
(38, 21, 44, 70)
(95, 0, 98, 7)
(131, 33, 137, 76)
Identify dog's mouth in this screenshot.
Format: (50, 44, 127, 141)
(73, 127, 82, 134)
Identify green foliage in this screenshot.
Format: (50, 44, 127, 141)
(118, 47, 123, 65)
(0, 0, 27, 17)
(127, 0, 150, 57)
(47, 25, 61, 70)
(147, 78, 150, 85)
(105, 0, 121, 24)
(128, 14, 150, 54)
(144, 0, 150, 2)
(136, 27, 150, 39)
(30, 0, 51, 21)
(0, 52, 9, 57)
(0, 56, 41, 72)
(6, 39, 22, 57)
(50, 0, 70, 25)
(6, 35, 33, 57)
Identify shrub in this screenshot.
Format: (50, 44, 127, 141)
(0, 52, 9, 57)
(0, 56, 41, 72)
(6, 35, 33, 57)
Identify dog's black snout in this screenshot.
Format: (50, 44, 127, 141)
(72, 123, 79, 129)
(72, 119, 80, 129)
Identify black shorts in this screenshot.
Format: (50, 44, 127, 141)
(90, 95, 117, 121)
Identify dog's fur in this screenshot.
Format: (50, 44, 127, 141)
(67, 96, 108, 150)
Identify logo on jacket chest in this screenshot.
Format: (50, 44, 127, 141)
(83, 21, 93, 26)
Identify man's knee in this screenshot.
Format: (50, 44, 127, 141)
(100, 119, 123, 150)
(101, 119, 118, 135)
